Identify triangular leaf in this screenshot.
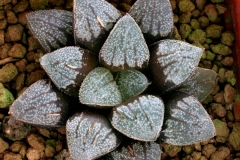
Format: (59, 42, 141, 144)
(106, 140, 161, 160)
(79, 67, 122, 108)
(116, 70, 149, 102)
(9, 79, 69, 128)
(27, 10, 73, 53)
(110, 95, 164, 141)
(160, 91, 216, 145)
(129, 0, 174, 44)
(67, 111, 122, 160)
(100, 14, 150, 71)
(177, 67, 217, 102)
(149, 40, 203, 94)
(40, 46, 98, 97)
(73, 0, 121, 53)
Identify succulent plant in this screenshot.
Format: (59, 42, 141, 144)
(9, 0, 218, 159)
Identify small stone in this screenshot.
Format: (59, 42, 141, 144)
(25, 62, 40, 73)
(0, 63, 18, 83)
(204, 4, 218, 22)
(0, 19, 7, 29)
(0, 0, 11, 6)
(179, 11, 192, 23)
(26, 147, 45, 160)
(190, 19, 200, 30)
(0, 137, 9, 153)
(226, 111, 234, 121)
(0, 83, 14, 108)
(55, 140, 63, 152)
(27, 69, 45, 86)
(192, 9, 200, 18)
(170, 0, 177, 10)
(210, 146, 230, 160)
(10, 141, 26, 153)
(173, 14, 179, 23)
(6, 10, 18, 24)
(210, 43, 232, 56)
(191, 151, 201, 160)
(37, 128, 51, 138)
(28, 36, 38, 51)
(0, 44, 11, 59)
(221, 57, 233, 67)
(8, 43, 27, 58)
(205, 50, 215, 61)
(218, 68, 226, 83)
(173, 26, 181, 40)
(15, 58, 27, 72)
(162, 143, 182, 157)
(213, 91, 225, 104)
(18, 12, 29, 26)
(211, 103, 226, 117)
(29, 0, 48, 10)
(213, 119, 229, 143)
(26, 51, 35, 62)
(56, 126, 66, 135)
(119, 3, 131, 12)
(0, 30, 4, 45)
(27, 133, 45, 151)
(216, 4, 227, 15)
(206, 24, 223, 38)
(221, 31, 235, 46)
(3, 152, 22, 160)
(54, 149, 70, 160)
(7, 24, 24, 41)
(224, 70, 236, 86)
(179, 23, 192, 39)
(178, 0, 195, 12)
(0, 10, 5, 20)
(45, 139, 56, 158)
(13, 0, 29, 13)
(14, 72, 25, 91)
(196, 0, 207, 10)
(224, 84, 236, 104)
(202, 144, 216, 158)
(183, 145, 194, 154)
(188, 29, 206, 44)
(194, 142, 201, 151)
(4, 4, 12, 12)
(229, 123, 240, 151)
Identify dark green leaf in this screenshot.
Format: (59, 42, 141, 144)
(67, 111, 122, 160)
(160, 91, 215, 145)
(100, 14, 150, 71)
(40, 47, 98, 97)
(27, 10, 73, 53)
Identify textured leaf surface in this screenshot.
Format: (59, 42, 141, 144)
(100, 14, 150, 71)
(106, 141, 161, 160)
(73, 0, 121, 53)
(67, 111, 122, 160)
(27, 10, 73, 53)
(110, 95, 164, 141)
(40, 47, 98, 97)
(9, 79, 69, 128)
(149, 40, 203, 94)
(160, 91, 215, 145)
(79, 67, 122, 108)
(116, 70, 149, 102)
(177, 67, 217, 102)
(129, 0, 174, 44)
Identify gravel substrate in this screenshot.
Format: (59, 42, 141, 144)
(0, 0, 240, 160)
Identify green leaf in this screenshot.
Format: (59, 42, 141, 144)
(9, 79, 69, 128)
(100, 14, 150, 71)
(129, 0, 174, 44)
(149, 40, 203, 94)
(40, 46, 98, 97)
(67, 111, 122, 160)
(73, 0, 121, 53)
(110, 95, 164, 141)
(106, 141, 161, 160)
(27, 10, 73, 53)
(177, 67, 217, 102)
(116, 70, 149, 102)
(79, 67, 122, 108)
(160, 91, 216, 145)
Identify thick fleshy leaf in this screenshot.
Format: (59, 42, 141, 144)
(149, 40, 203, 94)
(9, 79, 69, 128)
(110, 95, 164, 141)
(106, 141, 161, 160)
(73, 0, 121, 53)
(129, 0, 174, 44)
(177, 67, 217, 102)
(116, 70, 149, 102)
(40, 47, 98, 97)
(67, 111, 122, 160)
(79, 67, 122, 108)
(160, 91, 216, 145)
(99, 14, 150, 71)
(27, 10, 73, 53)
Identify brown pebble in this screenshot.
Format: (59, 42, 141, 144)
(0, 19, 8, 29)
(56, 126, 66, 135)
(221, 57, 233, 67)
(204, 4, 218, 22)
(8, 43, 27, 58)
(15, 58, 27, 72)
(0, 137, 9, 153)
(18, 11, 29, 26)
(26, 51, 35, 62)
(210, 146, 230, 160)
(194, 142, 201, 151)
(227, 122, 233, 128)
(0, 113, 5, 119)
(10, 141, 26, 153)
(6, 10, 18, 24)
(213, 91, 225, 104)
(37, 128, 51, 138)
(27, 69, 45, 86)
(28, 36, 38, 51)
(7, 24, 24, 41)
(13, 0, 29, 13)
(27, 133, 45, 151)
(226, 111, 235, 121)
(55, 140, 63, 152)
(224, 84, 236, 104)
(4, 4, 12, 12)
(26, 147, 45, 160)
(14, 72, 25, 91)
(202, 144, 216, 158)
(0, 10, 5, 20)
(3, 152, 22, 160)
(0, 30, 4, 46)
(25, 62, 40, 73)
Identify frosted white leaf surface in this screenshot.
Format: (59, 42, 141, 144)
(160, 91, 216, 145)
(100, 14, 150, 71)
(106, 141, 161, 160)
(9, 79, 69, 128)
(149, 39, 203, 93)
(40, 46, 98, 97)
(27, 10, 73, 53)
(67, 111, 122, 160)
(111, 95, 164, 141)
(129, 0, 174, 44)
(116, 70, 149, 102)
(79, 67, 122, 108)
(177, 67, 217, 102)
(73, 0, 121, 53)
